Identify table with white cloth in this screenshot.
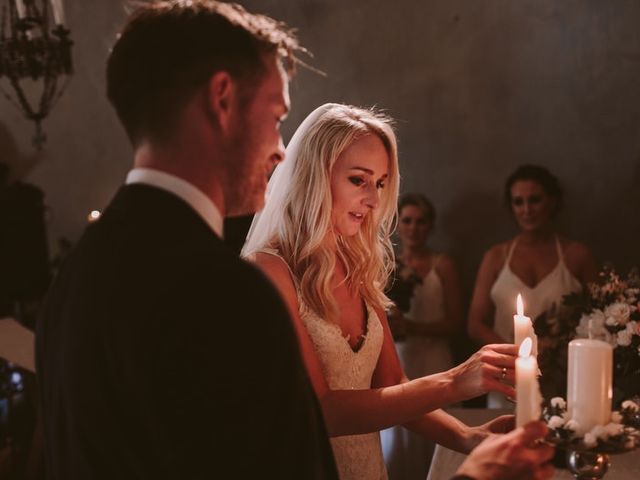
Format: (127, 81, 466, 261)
(427, 408, 640, 480)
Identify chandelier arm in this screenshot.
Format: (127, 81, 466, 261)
(0, 0, 73, 149)
(7, 75, 36, 119)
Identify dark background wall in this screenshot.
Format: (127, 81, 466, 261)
(1, 0, 639, 303)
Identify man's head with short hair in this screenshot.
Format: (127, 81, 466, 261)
(106, 0, 301, 145)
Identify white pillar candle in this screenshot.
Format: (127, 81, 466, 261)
(567, 339, 613, 436)
(516, 337, 541, 427)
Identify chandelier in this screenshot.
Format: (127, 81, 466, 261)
(0, 0, 72, 149)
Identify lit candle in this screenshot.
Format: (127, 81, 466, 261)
(567, 339, 613, 436)
(514, 294, 531, 346)
(15, 0, 27, 19)
(516, 337, 541, 427)
(50, 0, 65, 25)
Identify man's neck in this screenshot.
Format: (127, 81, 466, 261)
(133, 140, 226, 216)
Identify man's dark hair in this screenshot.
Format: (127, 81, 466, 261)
(504, 164, 564, 215)
(106, 1, 302, 145)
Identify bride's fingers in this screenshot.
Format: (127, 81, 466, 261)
(477, 349, 517, 370)
(484, 343, 519, 356)
(486, 379, 516, 399)
(492, 364, 515, 385)
(483, 368, 516, 397)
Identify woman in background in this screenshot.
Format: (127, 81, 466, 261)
(382, 193, 464, 479)
(467, 164, 597, 408)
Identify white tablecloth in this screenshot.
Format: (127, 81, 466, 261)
(427, 408, 640, 480)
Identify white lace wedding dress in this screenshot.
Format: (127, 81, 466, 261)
(301, 299, 387, 480)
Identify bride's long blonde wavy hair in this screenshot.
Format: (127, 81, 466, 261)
(261, 104, 399, 323)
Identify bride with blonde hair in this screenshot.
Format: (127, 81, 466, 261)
(243, 103, 519, 480)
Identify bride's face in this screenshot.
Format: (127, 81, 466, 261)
(330, 133, 389, 237)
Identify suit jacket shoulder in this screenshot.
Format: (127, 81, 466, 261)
(37, 184, 337, 479)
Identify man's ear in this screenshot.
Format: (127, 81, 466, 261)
(207, 71, 237, 135)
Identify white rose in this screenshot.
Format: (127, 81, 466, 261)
(622, 400, 640, 412)
(591, 425, 608, 440)
(605, 302, 631, 326)
(626, 321, 639, 335)
(611, 411, 623, 423)
(565, 419, 580, 431)
(617, 329, 633, 346)
(604, 422, 624, 437)
(583, 432, 598, 448)
(576, 310, 609, 340)
(548, 416, 565, 429)
(550, 397, 566, 409)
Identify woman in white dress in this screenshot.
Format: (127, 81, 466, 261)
(382, 193, 463, 479)
(243, 103, 519, 480)
(467, 164, 598, 408)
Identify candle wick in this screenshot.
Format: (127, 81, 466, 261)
(588, 319, 593, 340)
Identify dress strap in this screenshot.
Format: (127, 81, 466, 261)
(424, 253, 441, 277)
(505, 238, 519, 264)
(554, 235, 564, 262)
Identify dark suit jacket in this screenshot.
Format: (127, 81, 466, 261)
(36, 184, 338, 479)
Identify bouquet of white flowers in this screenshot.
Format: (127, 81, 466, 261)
(534, 266, 640, 406)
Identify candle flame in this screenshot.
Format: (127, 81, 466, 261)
(516, 293, 524, 316)
(519, 337, 532, 357)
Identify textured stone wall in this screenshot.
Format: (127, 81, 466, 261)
(2, 0, 639, 298)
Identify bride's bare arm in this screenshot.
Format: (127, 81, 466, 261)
(253, 252, 517, 437)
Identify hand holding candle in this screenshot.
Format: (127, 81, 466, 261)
(516, 337, 542, 427)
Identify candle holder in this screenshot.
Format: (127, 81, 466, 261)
(543, 397, 640, 479)
(566, 449, 609, 479)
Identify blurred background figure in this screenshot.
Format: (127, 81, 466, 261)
(467, 164, 598, 408)
(383, 193, 463, 480)
(0, 162, 50, 328)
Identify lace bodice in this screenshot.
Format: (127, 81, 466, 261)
(300, 302, 387, 480)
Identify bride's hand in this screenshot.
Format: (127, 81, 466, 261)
(448, 343, 518, 402)
(463, 414, 516, 452)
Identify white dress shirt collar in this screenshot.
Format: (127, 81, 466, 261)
(125, 167, 224, 238)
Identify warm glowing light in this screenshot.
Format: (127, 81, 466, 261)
(88, 210, 101, 222)
(516, 293, 524, 316)
(519, 336, 532, 358)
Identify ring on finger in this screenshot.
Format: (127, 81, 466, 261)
(500, 367, 507, 380)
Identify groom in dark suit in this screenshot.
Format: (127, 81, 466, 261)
(36, 2, 337, 479)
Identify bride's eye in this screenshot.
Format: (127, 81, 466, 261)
(349, 176, 364, 186)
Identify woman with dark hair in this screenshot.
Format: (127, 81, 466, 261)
(467, 164, 598, 408)
(388, 192, 463, 380)
(382, 192, 464, 479)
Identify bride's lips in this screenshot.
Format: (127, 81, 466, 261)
(349, 212, 365, 223)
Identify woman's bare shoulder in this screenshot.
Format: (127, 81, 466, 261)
(483, 240, 511, 266)
(560, 237, 594, 262)
(252, 252, 295, 287)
